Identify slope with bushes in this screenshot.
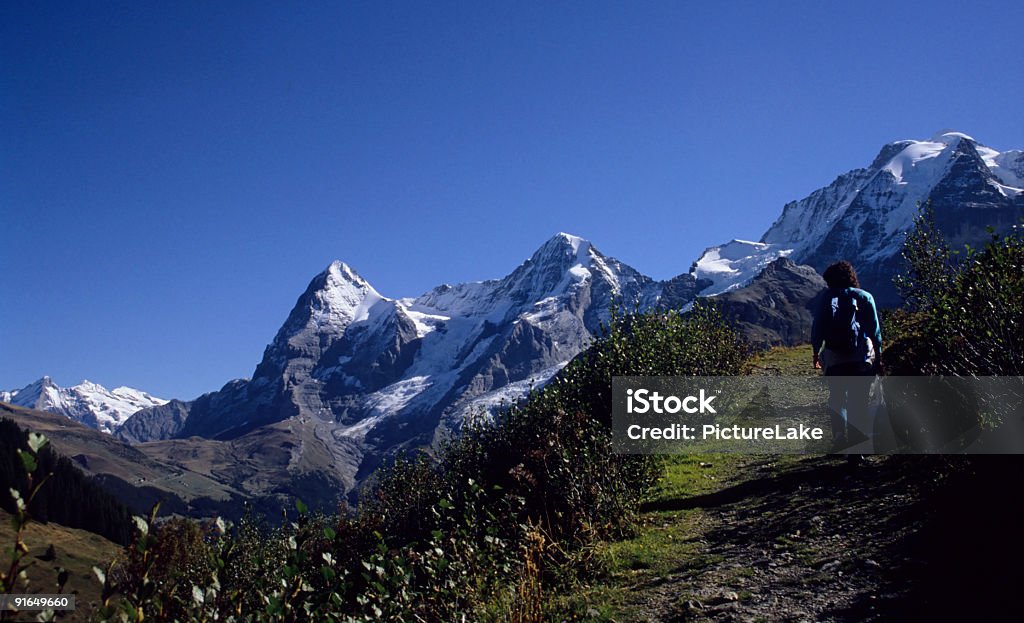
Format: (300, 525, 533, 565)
(43, 303, 748, 622)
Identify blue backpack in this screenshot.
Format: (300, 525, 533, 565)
(825, 289, 863, 355)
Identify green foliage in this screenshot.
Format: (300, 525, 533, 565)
(883, 210, 1023, 449)
(894, 202, 953, 312)
(885, 209, 1023, 376)
(2, 429, 67, 622)
(935, 229, 1023, 375)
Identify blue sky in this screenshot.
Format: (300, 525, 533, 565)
(2, 1, 1022, 399)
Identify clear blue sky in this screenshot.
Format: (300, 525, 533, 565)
(3, 1, 1022, 399)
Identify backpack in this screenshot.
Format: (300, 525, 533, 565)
(824, 289, 863, 355)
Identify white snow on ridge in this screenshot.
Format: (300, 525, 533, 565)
(409, 280, 506, 319)
(882, 140, 949, 184)
(402, 308, 448, 338)
(984, 148, 1024, 195)
(315, 261, 384, 328)
(73, 381, 169, 431)
(692, 240, 793, 296)
(557, 232, 586, 254)
(451, 362, 569, 423)
(2, 377, 167, 433)
(408, 233, 597, 320)
(362, 375, 434, 419)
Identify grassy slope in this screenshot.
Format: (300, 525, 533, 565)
(547, 347, 816, 620)
(0, 510, 120, 622)
(545, 346, 929, 621)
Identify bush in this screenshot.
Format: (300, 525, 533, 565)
(886, 209, 1023, 376)
(883, 210, 1023, 450)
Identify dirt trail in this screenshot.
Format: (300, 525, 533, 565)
(622, 454, 1018, 623)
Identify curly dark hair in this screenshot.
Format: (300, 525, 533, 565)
(822, 260, 860, 289)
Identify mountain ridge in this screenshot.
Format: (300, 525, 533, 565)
(693, 131, 1023, 303)
(1, 377, 166, 434)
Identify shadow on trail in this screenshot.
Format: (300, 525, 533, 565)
(843, 456, 1024, 622)
(648, 455, 1024, 621)
(641, 458, 855, 514)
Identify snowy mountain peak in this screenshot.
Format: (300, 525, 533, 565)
(725, 131, 1022, 304)
(930, 130, 975, 144)
(880, 138, 955, 185)
(691, 239, 793, 295)
(531, 232, 593, 264)
(408, 234, 601, 321)
(1, 377, 167, 433)
(326, 260, 371, 287)
(555, 232, 589, 254)
(254, 259, 393, 384)
(310, 260, 385, 326)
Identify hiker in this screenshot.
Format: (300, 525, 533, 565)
(811, 261, 882, 453)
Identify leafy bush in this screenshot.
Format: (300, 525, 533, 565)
(886, 208, 1023, 376)
(883, 209, 1023, 450)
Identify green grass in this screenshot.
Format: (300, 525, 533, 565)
(746, 344, 816, 377)
(544, 345, 821, 620)
(542, 454, 746, 621)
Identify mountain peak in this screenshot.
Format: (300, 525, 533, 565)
(325, 260, 372, 287)
(755, 129, 1021, 305)
(930, 130, 976, 145)
(2, 376, 166, 433)
(553, 232, 587, 252)
(294, 261, 385, 329)
(531, 232, 593, 264)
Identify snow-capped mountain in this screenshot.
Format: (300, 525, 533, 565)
(160, 234, 667, 443)
(116, 234, 725, 497)
(1, 377, 167, 434)
(693, 132, 1024, 304)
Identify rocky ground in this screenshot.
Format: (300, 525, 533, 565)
(635, 456, 917, 622)
(581, 452, 1022, 623)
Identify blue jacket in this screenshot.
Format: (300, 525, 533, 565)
(811, 287, 882, 359)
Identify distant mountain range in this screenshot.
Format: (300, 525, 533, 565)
(4, 130, 1021, 511)
(1, 377, 166, 434)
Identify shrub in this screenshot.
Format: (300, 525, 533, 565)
(886, 208, 1023, 376)
(883, 209, 1022, 450)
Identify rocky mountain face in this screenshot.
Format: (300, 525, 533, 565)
(115, 399, 191, 444)
(711, 258, 826, 347)
(693, 132, 1023, 306)
(120, 235, 672, 488)
(0, 377, 166, 434)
